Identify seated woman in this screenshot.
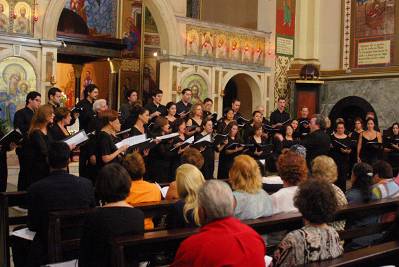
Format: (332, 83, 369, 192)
(345, 162, 380, 250)
(229, 155, 273, 220)
(165, 147, 204, 200)
(167, 164, 205, 228)
(311, 155, 348, 232)
(79, 163, 144, 267)
(273, 179, 343, 266)
(122, 152, 161, 230)
(271, 151, 308, 214)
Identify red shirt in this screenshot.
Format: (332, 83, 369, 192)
(171, 217, 266, 267)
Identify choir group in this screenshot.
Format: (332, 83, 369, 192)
(1, 84, 398, 194)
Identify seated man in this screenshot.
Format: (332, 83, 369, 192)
(371, 160, 398, 200)
(171, 180, 266, 267)
(12, 142, 96, 267)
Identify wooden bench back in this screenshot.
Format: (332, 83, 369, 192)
(111, 197, 399, 267)
(47, 208, 94, 264)
(0, 191, 28, 267)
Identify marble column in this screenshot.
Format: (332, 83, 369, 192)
(109, 59, 123, 110)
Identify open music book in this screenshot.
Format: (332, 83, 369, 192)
(115, 134, 147, 149)
(155, 132, 179, 141)
(63, 130, 89, 147)
(0, 128, 23, 147)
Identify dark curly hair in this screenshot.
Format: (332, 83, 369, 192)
(294, 179, 338, 224)
(277, 151, 308, 186)
(352, 162, 373, 203)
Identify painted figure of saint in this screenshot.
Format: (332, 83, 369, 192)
(0, 3, 8, 32)
(201, 32, 213, 57)
(14, 6, 29, 34)
(83, 70, 93, 88)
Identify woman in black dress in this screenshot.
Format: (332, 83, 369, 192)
(48, 107, 72, 141)
(217, 121, 244, 179)
(384, 122, 399, 176)
(79, 163, 144, 267)
(186, 103, 203, 136)
(170, 119, 189, 177)
(195, 119, 215, 179)
(281, 124, 299, 149)
(330, 121, 352, 192)
(130, 105, 149, 137)
(247, 123, 270, 161)
(96, 110, 128, 173)
(26, 104, 55, 185)
(357, 118, 382, 165)
(165, 102, 177, 130)
(349, 118, 363, 173)
(216, 108, 235, 134)
(243, 110, 263, 143)
(146, 117, 174, 182)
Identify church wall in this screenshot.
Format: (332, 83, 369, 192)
(318, 0, 341, 70)
(320, 78, 399, 129)
(200, 0, 258, 30)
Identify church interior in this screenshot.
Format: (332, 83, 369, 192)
(0, 0, 399, 266)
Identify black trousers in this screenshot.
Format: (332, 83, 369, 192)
(0, 151, 7, 192)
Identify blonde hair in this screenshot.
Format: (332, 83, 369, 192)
(311, 155, 338, 183)
(229, 155, 262, 194)
(190, 103, 203, 118)
(176, 164, 205, 226)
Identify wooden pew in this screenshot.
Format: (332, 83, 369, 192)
(0, 191, 28, 267)
(306, 241, 399, 267)
(110, 197, 399, 267)
(47, 208, 94, 264)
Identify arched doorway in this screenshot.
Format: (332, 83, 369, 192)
(329, 96, 378, 131)
(222, 73, 260, 118)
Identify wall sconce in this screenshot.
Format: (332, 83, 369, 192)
(220, 89, 225, 97)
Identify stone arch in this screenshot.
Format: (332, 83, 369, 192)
(42, 0, 181, 56)
(221, 72, 262, 118)
(328, 96, 378, 130)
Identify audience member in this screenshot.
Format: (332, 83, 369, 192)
(79, 163, 144, 267)
(345, 162, 379, 250)
(273, 179, 343, 266)
(171, 180, 266, 267)
(166, 147, 204, 200)
(272, 151, 308, 214)
(311, 155, 348, 232)
(371, 160, 398, 200)
(167, 164, 205, 228)
(12, 142, 95, 267)
(122, 152, 161, 229)
(229, 155, 273, 220)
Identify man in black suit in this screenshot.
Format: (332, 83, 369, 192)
(298, 106, 310, 138)
(301, 114, 331, 167)
(270, 97, 290, 130)
(12, 142, 95, 267)
(14, 91, 42, 191)
(176, 88, 192, 119)
(144, 89, 167, 122)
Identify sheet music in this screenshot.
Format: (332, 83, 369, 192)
(45, 259, 78, 267)
(115, 134, 148, 149)
(155, 132, 179, 141)
(183, 136, 195, 144)
(155, 182, 169, 199)
(116, 128, 131, 136)
(265, 255, 273, 267)
(194, 134, 212, 144)
(11, 227, 36, 241)
(0, 129, 22, 145)
(63, 131, 89, 146)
